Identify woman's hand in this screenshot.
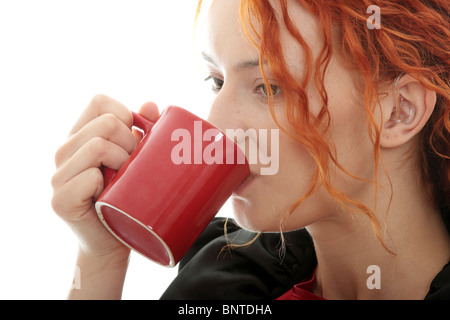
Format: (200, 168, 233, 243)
(51, 94, 160, 298)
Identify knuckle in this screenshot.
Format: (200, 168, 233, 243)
(54, 144, 66, 168)
(91, 167, 104, 188)
(93, 169, 105, 199)
(87, 136, 107, 158)
(51, 191, 65, 215)
(90, 93, 110, 109)
(89, 94, 132, 127)
(99, 113, 120, 135)
(50, 172, 59, 189)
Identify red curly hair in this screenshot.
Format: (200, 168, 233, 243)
(196, 0, 450, 251)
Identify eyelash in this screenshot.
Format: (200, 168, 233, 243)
(204, 76, 224, 93)
(204, 76, 282, 98)
(255, 83, 281, 97)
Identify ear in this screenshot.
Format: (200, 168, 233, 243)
(380, 74, 437, 148)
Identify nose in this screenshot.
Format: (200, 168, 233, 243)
(206, 84, 247, 133)
(207, 85, 263, 168)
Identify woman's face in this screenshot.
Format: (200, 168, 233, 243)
(202, 0, 375, 232)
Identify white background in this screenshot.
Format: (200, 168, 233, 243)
(0, 0, 231, 299)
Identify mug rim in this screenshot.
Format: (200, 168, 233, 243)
(95, 201, 176, 268)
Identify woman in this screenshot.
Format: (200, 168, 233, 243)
(51, 0, 450, 299)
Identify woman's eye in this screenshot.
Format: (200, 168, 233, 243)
(204, 76, 224, 93)
(256, 83, 281, 97)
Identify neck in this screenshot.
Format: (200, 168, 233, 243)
(306, 164, 450, 299)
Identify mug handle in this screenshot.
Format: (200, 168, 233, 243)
(102, 111, 155, 188)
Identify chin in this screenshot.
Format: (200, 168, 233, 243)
(231, 196, 282, 233)
(231, 194, 332, 234)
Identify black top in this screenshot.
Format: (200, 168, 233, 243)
(160, 218, 450, 300)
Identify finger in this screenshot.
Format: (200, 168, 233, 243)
(55, 113, 136, 168)
(138, 101, 160, 123)
(52, 167, 104, 221)
(131, 101, 160, 143)
(69, 94, 133, 136)
(52, 137, 130, 189)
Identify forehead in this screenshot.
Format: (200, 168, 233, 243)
(203, 0, 256, 66)
(203, 0, 323, 70)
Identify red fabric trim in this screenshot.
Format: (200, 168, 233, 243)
(276, 272, 325, 300)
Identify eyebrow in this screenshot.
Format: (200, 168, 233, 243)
(201, 52, 266, 71)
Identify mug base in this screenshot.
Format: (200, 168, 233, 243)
(95, 202, 175, 267)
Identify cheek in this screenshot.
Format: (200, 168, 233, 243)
(231, 136, 320, 232)
(330, 106, 376, 183)
(229, 118, 375, 232)
(323, 61, 376, 181)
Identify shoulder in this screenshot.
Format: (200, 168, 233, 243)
(425, 262, 450, 300)
(425, 208, 450, 299)
(160, 218, 317, 299)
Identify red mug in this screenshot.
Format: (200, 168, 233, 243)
(95, 106, 249, 267)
